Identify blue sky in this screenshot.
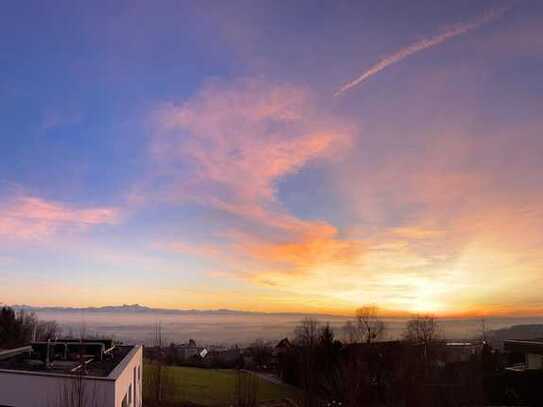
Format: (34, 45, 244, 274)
(1, 0, 543, 315)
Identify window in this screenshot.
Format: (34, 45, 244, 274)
(121, 394, 128, 407)
(133, 366, 137, 405)
(128, 383, 132, 404)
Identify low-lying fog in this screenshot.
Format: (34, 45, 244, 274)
(33, 310, 543, 346)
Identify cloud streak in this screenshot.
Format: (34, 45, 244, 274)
(153, 78, 352, 210)
(335, 5, 511, 96)
(0, 196, 119, 240)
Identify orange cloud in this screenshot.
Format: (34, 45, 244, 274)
(232, 223, 364, 271)
(0, 196, 119, 240)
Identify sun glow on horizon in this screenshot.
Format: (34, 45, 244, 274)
(0, 2, 542, 316)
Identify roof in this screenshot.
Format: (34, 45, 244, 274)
(275, 338, 291, 348)
(504, 339, 543, 355)
(0, 340, 140, 379)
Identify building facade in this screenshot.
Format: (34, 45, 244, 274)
(504, 339, 543, 371)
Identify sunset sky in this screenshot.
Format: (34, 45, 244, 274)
(1, 0, 542, 316)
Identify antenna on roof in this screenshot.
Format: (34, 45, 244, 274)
(481, 318, 487, 343)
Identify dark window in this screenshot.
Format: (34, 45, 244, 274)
(122, 394, 128, 407)
(134, 366, 137, 404)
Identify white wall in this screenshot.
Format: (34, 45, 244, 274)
(526, 353, 543, 370)
(112, 346, 143, 407)
(0, 370, 115, 407)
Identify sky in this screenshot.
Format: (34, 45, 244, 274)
(1, 0, 542, 316)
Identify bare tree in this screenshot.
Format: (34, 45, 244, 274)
(342, 320, 357, 344)
(480, 317, 487, 342)
(144, 321, 177, 405)
(404, 314, 439, 345)
(233, 370, 259, 407)
(153, 321, 164, 402)
(404, 314, 440, 365)
(48, 373, 105, 407)
(247, 339, 272, 368)
(35, 320, 60, 341)
(294, 318, 320, 347)
(294, 318, 321, 407)
(344, 305, 385, 344)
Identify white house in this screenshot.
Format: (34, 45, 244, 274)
(0, 339, 143, 407)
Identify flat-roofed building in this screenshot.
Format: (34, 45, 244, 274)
(504, 339, 543, 370)
(0, 339, 142, 407)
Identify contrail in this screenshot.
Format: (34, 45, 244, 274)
(335, 5, 512, 96)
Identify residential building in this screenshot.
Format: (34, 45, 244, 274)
(0, 339, 142, 407)
(504, 338, 543, 370)
(174, 339, 207, 361)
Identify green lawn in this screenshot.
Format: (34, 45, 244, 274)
(144, 363, 300, 406)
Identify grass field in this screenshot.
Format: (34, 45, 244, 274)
(144, 363, 300, 406)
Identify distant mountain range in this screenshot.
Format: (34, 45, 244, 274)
(9, 303, 349, 318)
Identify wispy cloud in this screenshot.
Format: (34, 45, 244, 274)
(329, 114, 543, 314)
(152, 78, 353, 210)
(335, 5, 512, 96)
(234, 225, 363, 270)
(0, 196, 119, 239)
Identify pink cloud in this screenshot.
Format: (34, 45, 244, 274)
(151, 78, 353, 210)
(0, 196, 119, 240)
(151, 78, 364, 283)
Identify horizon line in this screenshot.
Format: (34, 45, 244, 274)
(7, 303, 543, 320)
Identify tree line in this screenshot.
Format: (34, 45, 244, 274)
(275, 306, 497, 407)
(0, 305, 59, 348)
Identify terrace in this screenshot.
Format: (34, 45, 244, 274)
(0, 338, 134, 378)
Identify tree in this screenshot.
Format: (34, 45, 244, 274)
(294, 318, 321, 407)
(0, 306, 23, 347)
(143, 321, 176, 405)
(318, 324, 343, 401)
(319, 324, 335, 347)
(0, 306, 59, 348)
(247, 339, 272, 368)
(294, 318, 320, 347)
(404, 314, 439, 345)
(342, 305, 385, 344)
(356, 306, 385, 343)
(404, 314, 440, 366)
(35, 320, 59, 341)
(49, 373, 105, 407)
(342, 320, 357, 344)
(233, 370, 258, 407)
